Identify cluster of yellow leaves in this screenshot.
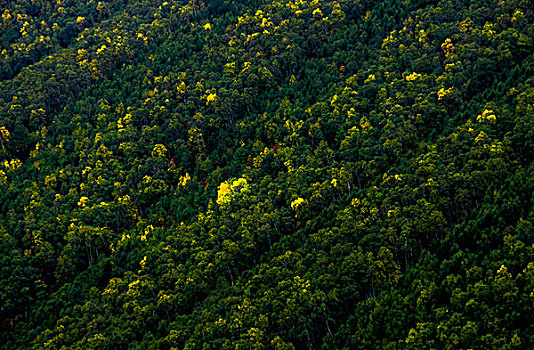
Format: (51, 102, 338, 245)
(511, 9, 524, 22)
(359, 116, 371, 130)
(216, 181, 231, 205)
(77, 196, 89, 207)
(205, 92, 217, 105)
(96, 2, 107, 12)
(178, 173, 191, 187)
(253, 147, 272, 168)
(260, 17, 272, 28)
(2, 9, 12, 22)
(96, 44, 107, 55)
(142, 175, 152, 184)
(284, 159, 294, 173)
(418, 29, 428, 43)
(0, 170, 7, 186)
(482, 22, 495, 40)
(82, 166, 92, 175)
(3, 159, 22, 170)
(29, 142, 40, 158)
(139, 256, 148, 273)
(290, 197, 305, 211)
(177, 81, 187, 94)
(382, 30, 397, 48)
(141, 225, 154, 242)
(406, 72, 422, 81)
(151, 144, 168, 158)
(188, 127, 202, 143)
(364, 74, 376, 83)
(476, 109, 497, 123)
(460, 17, 472, 32)
(488, 141, 504, 154)
(20, 21, 30, 36)
(245, 32, 260, 44)
(0, 126, 10, 141)
(137, 32, 148, 45)
(441, 38, 454, 57)
(312, 8, 323, 17)
(474, 131, 487, 143)
(241, 62, 252, 73)
(117, 113, 132, 132)
(289, 74, 297, 85)
(437, 87, 453, 100)
(217, 177, 249, 206)
(118, 194, 131, 203)
(387, 209, 397, 218)
(284, 119, 303, 134)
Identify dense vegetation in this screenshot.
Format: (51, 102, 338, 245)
(1, 0, 533, 348)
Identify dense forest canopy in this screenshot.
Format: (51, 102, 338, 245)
(1, 0, 533, 348)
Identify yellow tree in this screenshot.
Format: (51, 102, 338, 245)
(0, 126, 10, 149)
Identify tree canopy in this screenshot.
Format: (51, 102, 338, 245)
(1, 0, 533, 348)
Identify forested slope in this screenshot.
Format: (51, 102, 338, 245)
(1, 0, 533, 348)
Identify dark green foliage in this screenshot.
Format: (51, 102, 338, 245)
(1, 0, 533, 348)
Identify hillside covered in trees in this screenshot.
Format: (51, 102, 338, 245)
(1, 0, 534, 348)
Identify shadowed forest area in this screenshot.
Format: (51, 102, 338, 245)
(0, 0, 533, 348)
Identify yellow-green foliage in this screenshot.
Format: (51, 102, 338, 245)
(1, 0, 534, 348)
(217, 177, 249, 206)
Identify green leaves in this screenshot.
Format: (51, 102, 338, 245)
(0, 0, 534, 348)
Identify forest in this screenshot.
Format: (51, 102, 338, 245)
(0, 0, 533, 348)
